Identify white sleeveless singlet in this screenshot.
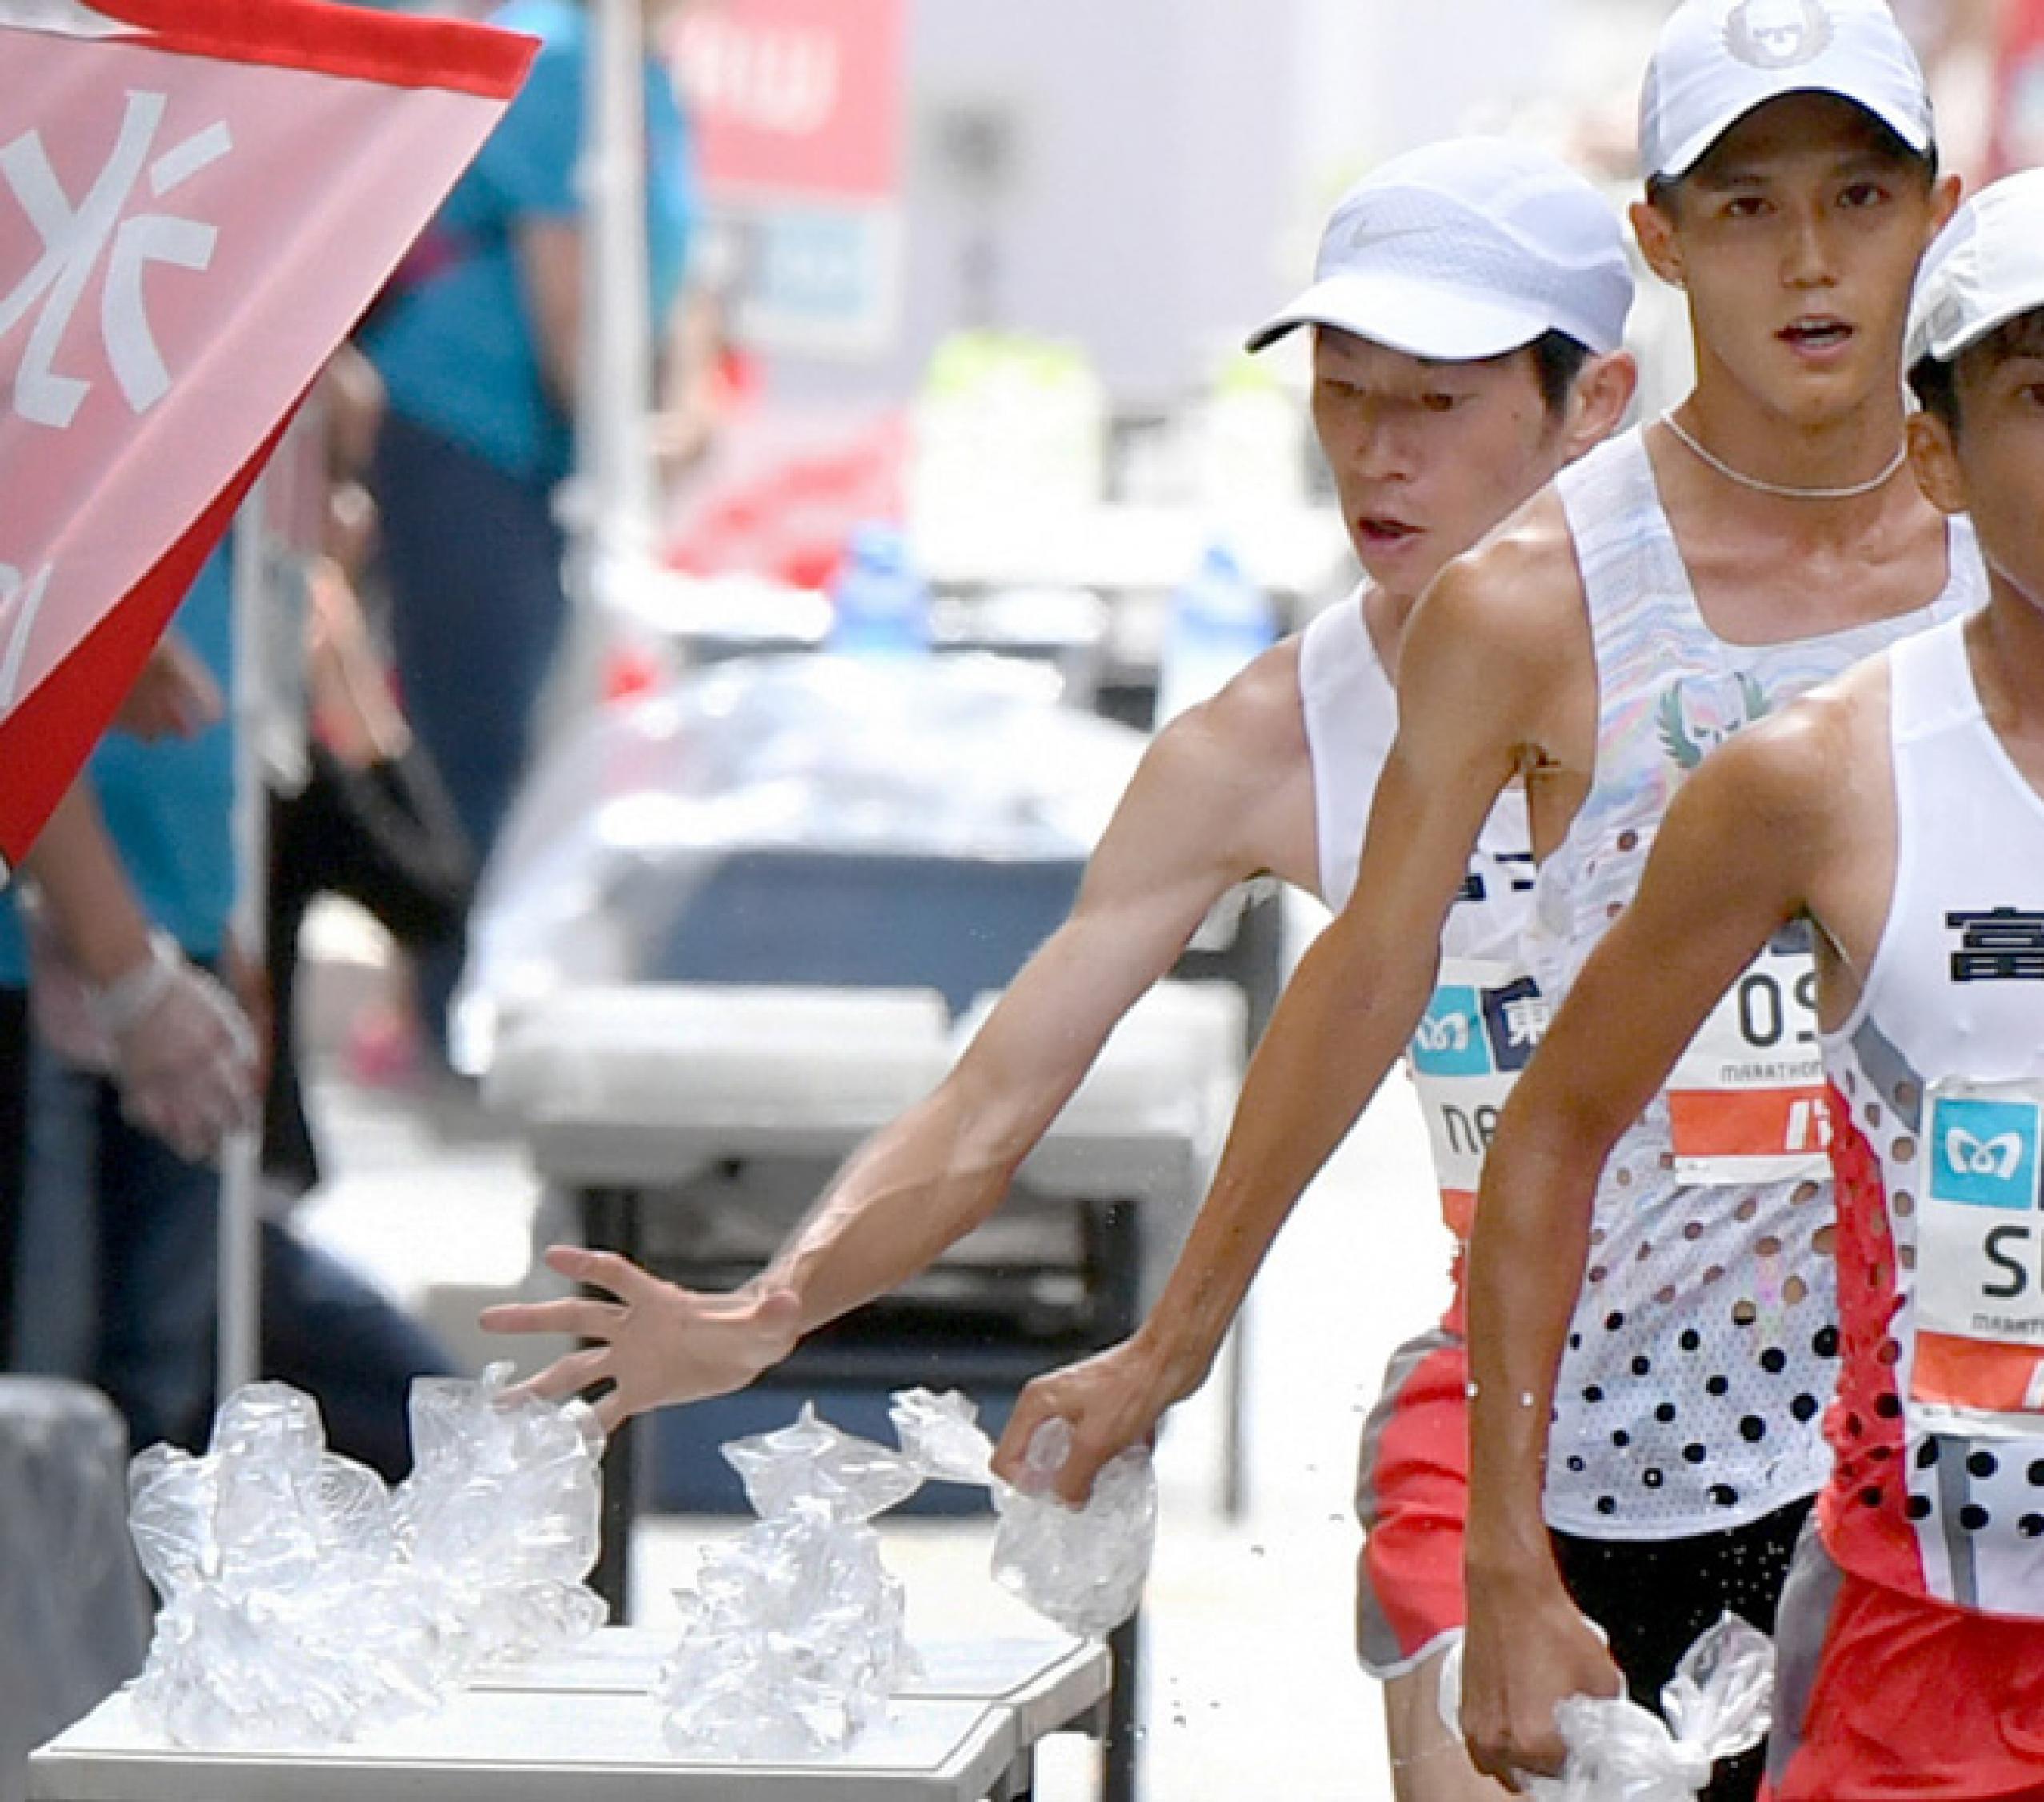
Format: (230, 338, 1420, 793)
(1298, 590, 1539, 1309)
(1823, 619, 2044, 1619)
(1530, 426, 1986, 1538)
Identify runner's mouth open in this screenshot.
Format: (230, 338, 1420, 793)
(1778, 316, 1856, 354)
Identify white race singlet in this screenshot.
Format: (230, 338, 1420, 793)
(1825, 619, 2044, 1618)
(1528, 427, 1985, 1537)
(1299, 590, 1540, 1310)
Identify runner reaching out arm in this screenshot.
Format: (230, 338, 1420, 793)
(483, 648, 1319, 1431)
(483, 134, 1638, 1449)
(990, 489, 1618, 1503)
(483, 134, 1641, 1802)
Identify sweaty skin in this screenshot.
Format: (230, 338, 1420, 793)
(1458, 360, 2044, 1783)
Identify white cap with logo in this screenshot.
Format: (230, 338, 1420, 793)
(1245, 136, 1634, 363)
(1639, 0, 1934, 180)
(1906, 169, 2044, 370)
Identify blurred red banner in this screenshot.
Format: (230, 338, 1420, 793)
(674, 0, 906, 203)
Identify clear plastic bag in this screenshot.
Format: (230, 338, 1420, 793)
(125, 1368, 606, 1748)
(1441, 1612, 1775, 1802)
(987, 1419, 1157, 1640)
(658, 1412, 917, 1757)
(890, 1390, 1156, 1639)
(887, 1385, 994, 1486)
(1536, 1613, 1773, 1802)
(658, 1499, 910, 1760)
(654, 1388, 1157, 1760)
(720, 1402, 924, 1524)
(126, 1385, 439, 1748)
(394, 1363, 610, 1676)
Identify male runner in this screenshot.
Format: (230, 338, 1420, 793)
(985, 10, 1980, 1798)
(485, 136, 1635, 1801)
(1460, 169, 2044, 1800)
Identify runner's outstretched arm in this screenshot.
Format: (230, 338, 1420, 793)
(482, 656, 1300, 1432)
(991, 520, 1576, 1503)
(1458, 702, 1847, 1785)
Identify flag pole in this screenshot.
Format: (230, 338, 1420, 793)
(562, 0, 654, 709)
(217, 493, 270, 1399)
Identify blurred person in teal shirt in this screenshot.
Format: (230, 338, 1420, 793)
(362, 0, 698, 1058)
(6, 545, 254, 1452)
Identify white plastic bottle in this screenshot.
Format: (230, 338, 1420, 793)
(1154, 541, 1275, 723)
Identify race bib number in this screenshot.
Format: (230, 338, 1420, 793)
(1666, 935, 1830, 1184)
(1911, 1080, 2044, 1436)
(1409, 957, 1547, 1239)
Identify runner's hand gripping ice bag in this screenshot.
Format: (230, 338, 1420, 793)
(1442, 1612, 1774, 1801)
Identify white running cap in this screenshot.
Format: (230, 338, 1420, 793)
(1906, 169, 2044, 369)
(1246, 136, 1634, 362)
(1639, 0, 1934, 181)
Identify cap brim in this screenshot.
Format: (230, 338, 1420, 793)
(1245, 271, 1550, 360)
(1655, 83, 1933, 178)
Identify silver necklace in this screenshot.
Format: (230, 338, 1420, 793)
(1658, 410, 1908, 502)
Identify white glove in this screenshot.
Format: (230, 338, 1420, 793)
(88, 933, 258, 1165)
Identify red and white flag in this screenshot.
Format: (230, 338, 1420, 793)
(0, 0, 536, 871)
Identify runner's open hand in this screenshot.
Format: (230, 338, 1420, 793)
(481, 1245, 803, 1434)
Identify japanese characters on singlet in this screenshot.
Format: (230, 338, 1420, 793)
(1527, 428, 1985, 1536)
(1824, 620, 2044, 1617)
(1299, 589, 1540, 1321)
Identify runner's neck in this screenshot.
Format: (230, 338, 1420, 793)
(1667, 383, 1914, 516)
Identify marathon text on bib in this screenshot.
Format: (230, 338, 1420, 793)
(1666, 934, 1830, 1184)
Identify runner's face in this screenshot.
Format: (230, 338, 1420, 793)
(1946, 334, 2044, 615)
(1310, 329, 1561, 601)
(1652, 94, 1946, 427)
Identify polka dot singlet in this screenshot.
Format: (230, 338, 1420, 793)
(1526, 428, 1985, 1537)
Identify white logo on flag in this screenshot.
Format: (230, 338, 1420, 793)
(0, 91, 230, 428)
(0, 559, 53, 709)
(1947, 1128, 2026, 1181)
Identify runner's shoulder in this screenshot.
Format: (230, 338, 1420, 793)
(1403, 487, 1585, 709)
(1153, 633, 1310, 784)
(1686, 661, 1888, 844)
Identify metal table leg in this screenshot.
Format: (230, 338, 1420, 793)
(581, 1185, 642, 1620)
(1104, 1615, 1140, 1802)
(1085, 1197, 1145, 1800)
